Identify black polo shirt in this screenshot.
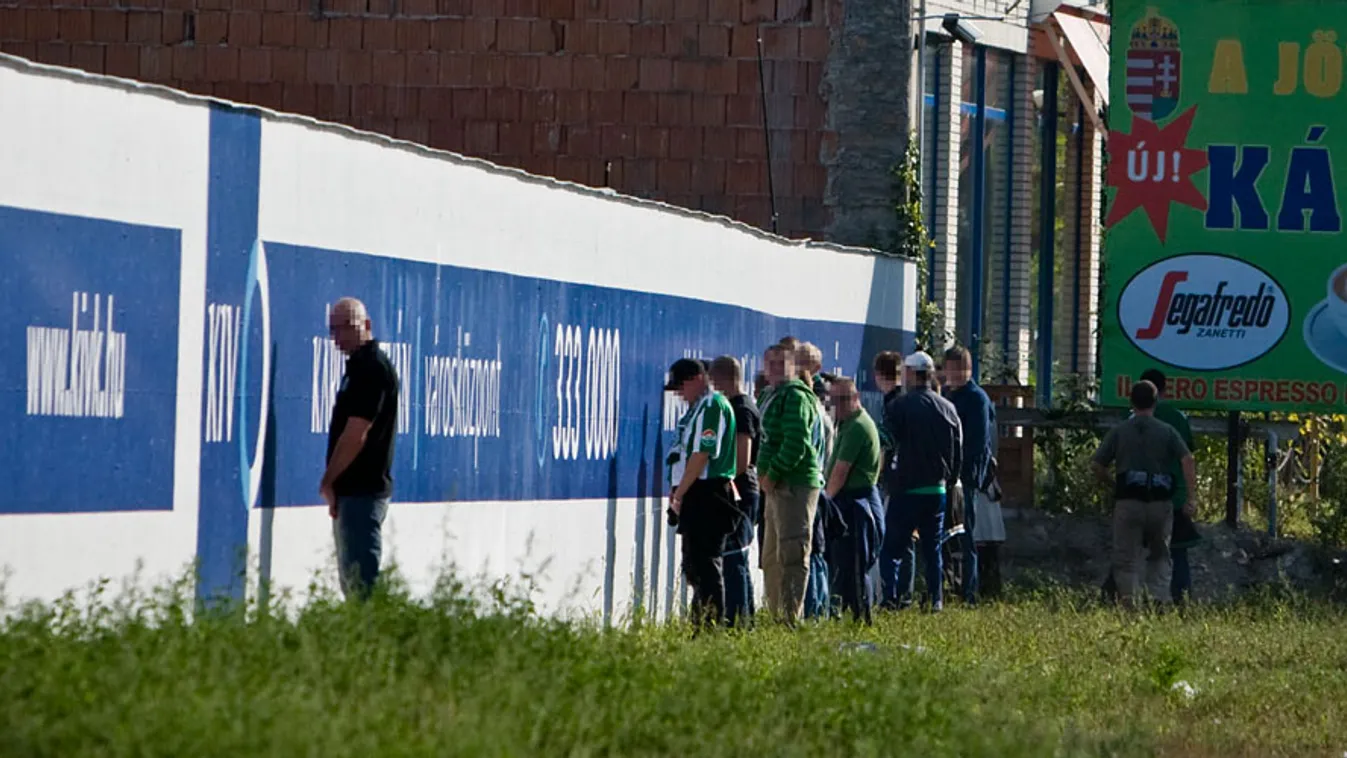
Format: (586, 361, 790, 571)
(327, 339, 399, 499)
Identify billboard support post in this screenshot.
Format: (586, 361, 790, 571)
(1225, 411, 1242, 528)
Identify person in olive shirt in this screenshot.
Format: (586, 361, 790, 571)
(1091, 380, 1197, 609)
(666, 358, 740, 631)
(823, 377, 885, 623)
(321, 297, 400, 602)
(758, 346, 823, 626)
(710, 355, 761, 627)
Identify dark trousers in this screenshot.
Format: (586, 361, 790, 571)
(679, 478, 735, 630)
(830, 486, 884, 623)
(1171, 546, 1191, 605)
(887, 491, 947, 609)
(977, 543, 1003, 599)
(723, 489, 758, 627)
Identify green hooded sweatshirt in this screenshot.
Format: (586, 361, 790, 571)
(758, 378, 823, 487)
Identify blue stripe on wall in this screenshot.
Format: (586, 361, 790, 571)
(923, 94, 1008, 122)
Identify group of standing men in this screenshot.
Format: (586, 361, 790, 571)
(664, 337, 999, 629)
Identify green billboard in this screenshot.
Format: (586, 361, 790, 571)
(1103, 0, 1347, 411)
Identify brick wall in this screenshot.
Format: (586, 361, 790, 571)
(0, 0, 832, 239)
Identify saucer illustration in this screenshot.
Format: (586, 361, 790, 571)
(1303, 299, 1347, 373)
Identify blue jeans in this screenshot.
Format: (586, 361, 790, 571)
(887, 491, 947, 609)
(724, 490, 758, 627)
(1171, 546, 1191, 604)
(804, 552, 830, 619)
(959, 482, 979, 604)
(333, 495, 388, 601)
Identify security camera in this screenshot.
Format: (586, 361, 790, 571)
(942, 13, 983, 45)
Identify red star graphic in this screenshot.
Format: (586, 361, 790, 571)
(1105, 106, 1209, 243)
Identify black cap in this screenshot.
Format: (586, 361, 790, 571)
(664, 358, 705, 391)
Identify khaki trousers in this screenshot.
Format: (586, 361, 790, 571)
(1112, 498, 1174, 607)
(762, 482, 820, 624)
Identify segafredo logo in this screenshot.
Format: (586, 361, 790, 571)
(1119, 254, 1289, 370)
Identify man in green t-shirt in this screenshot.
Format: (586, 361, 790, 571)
(822, 377, 885, 622)
(665, 358, 739, 630)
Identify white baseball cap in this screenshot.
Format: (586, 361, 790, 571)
(904, 351, 935, 371)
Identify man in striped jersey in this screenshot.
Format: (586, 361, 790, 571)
(666, 358, 741, 631)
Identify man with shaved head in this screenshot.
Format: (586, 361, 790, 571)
(322, 296, 400, 601)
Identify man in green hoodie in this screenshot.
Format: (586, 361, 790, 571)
(759, 344, 823, 625)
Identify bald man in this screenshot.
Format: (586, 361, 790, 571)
(321, 297, 400, 601)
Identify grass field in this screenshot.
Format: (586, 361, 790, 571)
(1, 575, 1344, 758)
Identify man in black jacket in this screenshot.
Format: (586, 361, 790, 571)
(879, 351, 962, 612)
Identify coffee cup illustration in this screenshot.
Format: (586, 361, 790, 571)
(1328, 263, 1347, 338)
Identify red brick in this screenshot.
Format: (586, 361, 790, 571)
(623, 157, 655, 190)
(120, 11, 159, 44)
(623, 91, 657, 124)
(668, 126, 701, 159)
(140, 46, 172, 80)
(465, 121, 498, 154)
(431, 19, 463, 50)
(573, 0, 605, 19)
(196, 11, 228, 44)
(327, 18, 362, 49)
(505, 0, 538, 16)
(438, 54, 472, 85)
(737, 59, 760, 93)
(522, 90, 557, 121)
(639, 0, 673, 20)
(601, 125, 635, 157)
(351, 84, 383, 117)
(214, 82, 251, 103)
(470, 55, 505, 86)
(705, 59, 736, 94)
(538, 56, 572, 88)
(668, 127, 700, 160)
(204, 46, 239, 81)
(339, 51, 372, 84)
(557, 90, 588, 123)
(605, 56, 638, 89)
(306, 50, 340, 84)
(506, 57, 538, 88)
(657, 92, 692, 124)
(562, 21, 595, 54)
(171, 46, 201, 79)
(539, 0, 573, 19)
(373, 52, 406, 84)
(730, 24, 758, 57)
(658, 159, 691, 191)
(58, 10, 92, 41)
(674, 0, 705, 21)
(164, 0, 194, 9)
(597, 22, 630, 54)
(741, 0, 773, 23)
(665, 22, 697, 56)
(228, 12, 262, 46)
(697, 24, 729, 57)
(771, 59, 807, 94)
(529, 20, 559, 53)
(628, 23, 662, 56)
(473, 0, 507, 17)
(692, 94, 725, 126)
(294, 17, 328, 48)
(402, 0, 439, 14)
(590, 90, 623, 124)
(521, 155, 557, 178)
(315, 84, 352, 120)
(420, 87, 453, 118)
(407, 52, 438, 85)
(24, 9, 60, 40)
(68, 44, 102, 74)
(794, 96, 823, 129)
(364, 18, 396, 50)
(707, 0, 737, 22)
(105, 44, 140, 79)
(452, 88, 486, 119)
(499, 120, 531, 155)
(799, 25, 828, 60)
(35, 42, 72, 68)
(439, 0, 473, 14)
(796, 163, 825, 197)
(704, 126, 737, 158)
(761, 25, 797, 58)
(699, 193, 730, 215)
(365, 118, 398, 137)
(555, 156, 591, 185)
(397, 20, 432, 50)
(263, 13, 297, 47)
(532, 121, 561, 152)
(283, 83, 318, 113)
(805, 61, 822, 95)
(571, 55, 604, 89)
(240, 49, 272, 82)
(248, 82, 285, 110)
(776, 0, 809, 22)
(726, 160, 765, 193)
(272, 49, 306, 83)
(462, 19, 496, 52)
(428, 119, 465, 152)
(635, 125, 669, 157)
(563, 125, 600, 156)
(734, 195, 772, 228)
(725, 93, 760, 125)
(638, 58, 671, 91)
(387, 87, 420, 119)
(396, 119, 431, 145)
(0, 42, 38, 61)
(89, 10, 126, 42)
(672, 60, 704, 92)
(269, 0, 303, 9)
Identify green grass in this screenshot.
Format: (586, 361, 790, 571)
(1, 575, 1345, 758)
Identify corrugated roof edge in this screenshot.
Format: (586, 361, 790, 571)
(1, 52, 908, 263)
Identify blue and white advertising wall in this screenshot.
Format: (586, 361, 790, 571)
(0, 55, 916, 620)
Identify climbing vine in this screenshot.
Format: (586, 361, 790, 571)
(890, 133, 945, 353)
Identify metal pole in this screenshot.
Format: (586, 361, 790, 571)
(1266, 431, 1278, 537)
(1225, 411, 1241, 528)
(1037, 63, 1058, 409)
